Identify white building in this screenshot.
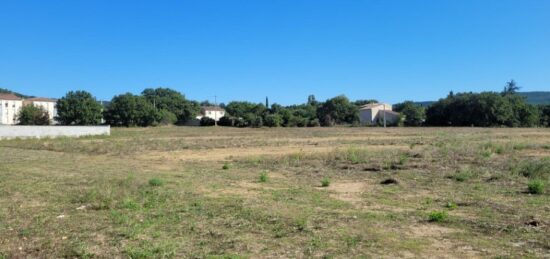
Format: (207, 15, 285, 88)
(24, 98, 58, 123)
(196, 106, 225, 121)
(359, 103, 400, 126)
(0, 94, 24, 125)
(0, 94, 58, 125)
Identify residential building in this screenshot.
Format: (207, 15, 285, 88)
(359, 103, 400, 126)
(0, 94, 24, 125)
(196, 106, 225, 121)
(0, 94, 58, 125)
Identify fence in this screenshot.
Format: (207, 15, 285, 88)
(0, 125, 110, 139)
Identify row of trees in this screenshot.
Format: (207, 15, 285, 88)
(215, 95, 380, 127)
(15, 80, 550, 128)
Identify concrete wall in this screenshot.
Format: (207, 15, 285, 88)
(0, 126, 110, 139)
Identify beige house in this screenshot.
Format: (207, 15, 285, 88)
(196, 106, 225, 121)
(359, 103, 400, 126)
(0, 94, 58, 125)
(0, 94, 24, 125)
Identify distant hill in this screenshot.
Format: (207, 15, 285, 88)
(517, 91, 550, 105)
(0, 88, 33, 98)
(413, 91, 550, 107)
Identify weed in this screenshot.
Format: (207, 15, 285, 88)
(450, 169, 472, 182)
(344, 235, 361, 248)
(222, 163, 230, 170)
(321, 177, 331, 187)
(527, 179, 545, 194)
(259, 171, 268, 183)
(445, 202, 457, 210)
(398, 153, 409, 165)
(148, 178, 164, 187)
(428, 211, 448, 222)
(295, 217, 308, 231)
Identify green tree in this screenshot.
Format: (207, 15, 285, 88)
(17, 105, 50, 125)
(395, 101, 425, 126)
(317, 95, 358, 126)
(141, 88, 199, 124)
(104, 93, 159, 127)
(425, 91, 538, 127)
(540, 105, 550, 127)
(225, 101, 266, 118)
(55, 91, 103, 125)
(264, 114, 282, 127)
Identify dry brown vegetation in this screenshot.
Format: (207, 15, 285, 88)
(0, 127, 549, 258)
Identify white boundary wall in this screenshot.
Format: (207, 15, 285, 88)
(0, 126, 110, 139)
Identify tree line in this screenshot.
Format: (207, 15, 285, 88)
(16, 80, 550, 128)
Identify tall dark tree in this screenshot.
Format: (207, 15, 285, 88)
(307, 95, 317, 106)
(503, 80, 521, 95)
(55, 91, 103, 125)
(265, 97, 269, 108)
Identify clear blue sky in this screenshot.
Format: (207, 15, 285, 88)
(1, 0, 549, 105)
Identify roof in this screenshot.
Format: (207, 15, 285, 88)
(0, 93, 22, 100)
(201, 106, 225, 112)
(26, 97, 57, 102)
(360, 103, 386, 109)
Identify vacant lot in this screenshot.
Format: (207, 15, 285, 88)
(0, 127, 549, 258)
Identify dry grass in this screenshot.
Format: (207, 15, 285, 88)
(0, 126, 549, 258)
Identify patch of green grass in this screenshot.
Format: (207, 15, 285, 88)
(527, 179, 545, 194)
(321, 177, 331, 187)
(222, 163, 230, 170)
(259, 171, 268, 183)
(344, 235, 362, 248)
(450, 169, 473, 182)
(148, 178, 164, 187)
(428, 211, 448, 222)
(295, 217, 308, 232)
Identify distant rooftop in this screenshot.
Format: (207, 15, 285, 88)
(201, 106, 225, 111)
(359, 103, 390, 109)
(0, 93, 22, 100)
(26, 97, 57, 102)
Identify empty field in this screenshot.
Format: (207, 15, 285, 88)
(0, 127, 549, 258)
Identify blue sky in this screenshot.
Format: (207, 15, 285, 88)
(1, 0, 549, 105)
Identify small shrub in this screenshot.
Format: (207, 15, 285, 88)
(259, 171, 268, 183)
(199, 117, 216, 126)
(428, 211, 448, 222)
(222, 163, 230, 170)
(148, 178, 163, 187)
(527, 179, 545, 194)
(321, 177, 331, 187)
